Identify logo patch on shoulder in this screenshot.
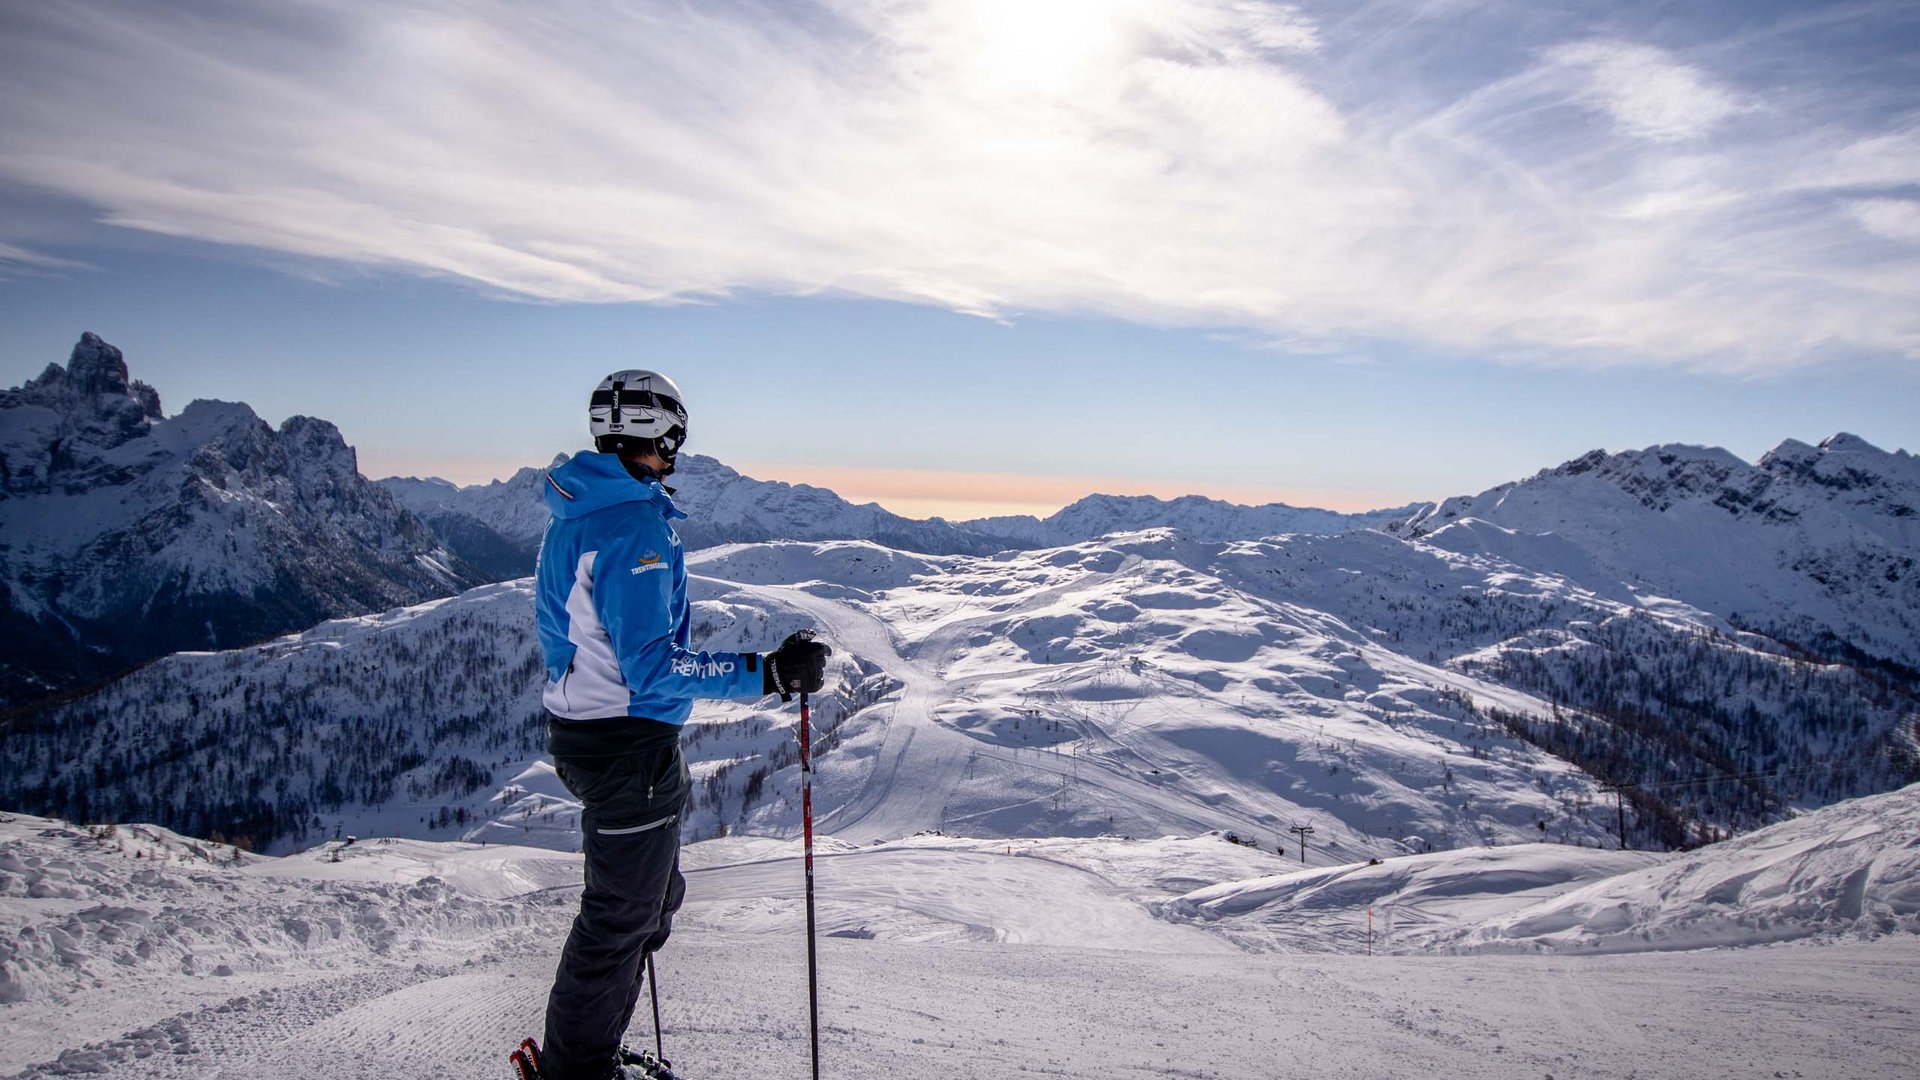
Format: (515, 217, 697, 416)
(631, 549, 668, 575)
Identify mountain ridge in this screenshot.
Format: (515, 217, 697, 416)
(0, 333, 486, 705)
(1394, 431, 1920, 673)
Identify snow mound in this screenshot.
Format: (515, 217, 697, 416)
(0, 813, 566, 1008)
(1450, 782, 1920, 953)
(1164, 843, 1657, 953)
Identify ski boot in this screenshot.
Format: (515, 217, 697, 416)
(619, 1045, 682, 1080)
(508, 1037, 544, 1079)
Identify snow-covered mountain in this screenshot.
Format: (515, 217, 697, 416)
(13, 512, 1913, 858)
(962, 492, 1422, 546)
(385, 461, 1424, 581)
(380, 467, 552, 580)
(1393, 434, 1920, 673)
(1, 533, 1637, 856)
(381, 453, 1022, 578)
(0, 333, 483, 705)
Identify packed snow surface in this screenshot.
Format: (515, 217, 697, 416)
(4, 789, 1918, 1078)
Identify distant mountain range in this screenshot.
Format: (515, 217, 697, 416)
(0, 334, 483, 706)
(965, 493, 1422, 546)
(383, 429, 1920, 688)
(381, 453, 1025, 575)
(0, 333, 1418, 707)
(4, 330, 1917, 862)
(380, 460, 1419, 579)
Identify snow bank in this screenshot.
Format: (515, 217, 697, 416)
(1449, 782, 1920, 953)
(1163, 843, 1656, 953)
(0, 814, 566, 1007)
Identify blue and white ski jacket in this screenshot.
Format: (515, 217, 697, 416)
(536, 452, 763, 724)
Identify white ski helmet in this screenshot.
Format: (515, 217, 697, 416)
(589, 369, 689, 464)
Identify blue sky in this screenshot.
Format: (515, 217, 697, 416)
(2, 1, 1917, 518)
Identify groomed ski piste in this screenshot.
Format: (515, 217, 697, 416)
(6, 536, 1920, 1078)
(4, 794, 1918, 1080)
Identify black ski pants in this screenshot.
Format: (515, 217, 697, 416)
(543, 726, 690, 1080)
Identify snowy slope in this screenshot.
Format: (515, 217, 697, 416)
(0, 333, 482, 705)
(0, 574, 892, 854)
(1165, 843, 1661, 953)
(7, 531, 1647, 860)
(1448, 781, 1920, 953)
(4, 809, 1917, 1080)
(719, 533, 1630, 855)
(0, 811, 572, 1067)
(1394, 434, 1920, 671)
(1167, 783, 1920, 957)
(12, 498, 1916, 862)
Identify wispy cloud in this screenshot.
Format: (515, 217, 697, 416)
(0, 240, 91, 278)
(0, 0, 1915, 371)
(1849, 199, 1920, 243)
(1545, 41, 1741, 143)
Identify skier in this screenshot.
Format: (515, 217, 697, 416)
(518, 369, 831, 1080)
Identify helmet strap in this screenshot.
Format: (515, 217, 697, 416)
(598, 433, 680, 481)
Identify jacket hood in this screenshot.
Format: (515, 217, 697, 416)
(543, 451, 685, 521)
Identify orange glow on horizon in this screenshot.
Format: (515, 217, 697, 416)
(358, 453, 1408, 522)
(732, 462, 1403, 521)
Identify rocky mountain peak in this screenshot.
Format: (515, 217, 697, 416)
(278, 415, 360, 477)
(33, 331, 163, 419)
(0, 333, 484, 705)
(2, 333, 171, 494)
(67, 331, 130, 396)
(1759, 432, 1918, 510)
(1818, 432, 1881, 454)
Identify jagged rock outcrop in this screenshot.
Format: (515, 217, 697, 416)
(0, 333, 484, 705)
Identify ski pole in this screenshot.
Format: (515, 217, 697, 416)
(799, 688, 822, 1080)
(647, 952, 664, 1063)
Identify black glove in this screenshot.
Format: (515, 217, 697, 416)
(763, 630, 831, 702)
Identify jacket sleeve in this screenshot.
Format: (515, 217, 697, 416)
(593, 516, 765, 701)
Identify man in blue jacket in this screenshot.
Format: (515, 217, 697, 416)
(529, 369, 830, 1080)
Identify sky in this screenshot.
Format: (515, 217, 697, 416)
(1, 0, 1917, 520)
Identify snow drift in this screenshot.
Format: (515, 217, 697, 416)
(1450, 781, 1920, 953)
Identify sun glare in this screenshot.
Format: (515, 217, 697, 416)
(956, 0, 1133, 95)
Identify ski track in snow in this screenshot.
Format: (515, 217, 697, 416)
(13, 925, 1917, 1079)
(6, 808, 1919, 1080)
(711, 573, 1004, 844)
(711, 554, 1265, 848)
